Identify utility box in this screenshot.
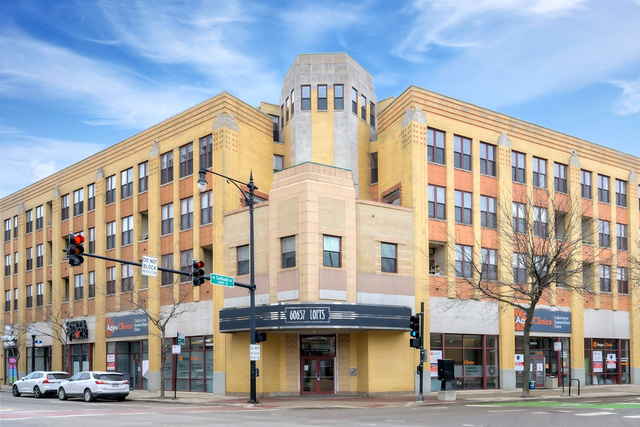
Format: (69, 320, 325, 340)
(437, 359, 455, 381)
(545, 376, 558, 389)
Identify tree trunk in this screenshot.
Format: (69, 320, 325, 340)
(521, 308, 535, 397)
(160, 331, 165, 397)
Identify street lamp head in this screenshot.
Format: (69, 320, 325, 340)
(197, 170, 208, 192)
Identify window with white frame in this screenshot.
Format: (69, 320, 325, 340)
(599, 220, 611, 248)
(87, 183, 95, 211)
(122, 264, 133, 292)
(201, 191, 213, 225)
(74, 274, 83, 300)
(381, 242, 397, 273)
(301, 85, 311, 110)
(282, 236, 296, 268)
(88, 228, 95, 253)
(37, 282, 43, 306)
(533, 206, 548, 237)
(600, 264, 611, 292)
(25, 209, 33, 233)
(36, 205, 43, 230)
(199, 134, 213, 170)
(73, 188, 84, 216)
(617, 223, 627, 250)
(237, 245, 249, 275)
(455, 244, 473, 278)
(105, 175, 116, 205)
(36, 244, 43, 268)
(180, 197, 193, 230)
(481, 248, 497, 280)
(317, 85, 327, 110)
(513, 253, 527, 284)
(121, 216, 133, 246)
(61, 194, 70, 220)
(162, 203, 174, 235)
(26, 285, 32, 308)
(428, 185, 446, 219)
(139, 162, 148, 193)
(4, 219, 10, 241)
(512, 202, 526, 234)
(598, 174, 609, 203)
(26, 247, 32, 271)
(4, 254, 10, 277)
(106, 266, 116, 295)
(88, 271, 95, 298)
(615, 179, 627, 207)
(121, 168, 133, 199)
(161, 151, 174, 184)
(323, 235, 341, 267)
(581, 170, 592, 199)
(618, 267, 628, 294)
(179, 143, 193, 178)
(106, 221, 116, 250)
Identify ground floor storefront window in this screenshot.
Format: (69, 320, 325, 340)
(107, 340, 148, 389)
(515, 336, 570, 388)
(584, 338, 630, 385)
(26, 346, 52, 373)
(68, 343, 92, 375)
(164, 335, 213, 392)
(430, 333, 499, 391)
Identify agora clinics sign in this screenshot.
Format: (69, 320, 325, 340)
(105, 314, 149, 338)
(514, 308, 571, 333)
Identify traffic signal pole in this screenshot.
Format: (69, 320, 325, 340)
(418, 301, 425, 402)
(79, 252, 191, 278)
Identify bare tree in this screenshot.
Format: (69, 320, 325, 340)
(120, 271, 197, 397)
(37, 304, 74, 373)
(447, 189, 610, 397)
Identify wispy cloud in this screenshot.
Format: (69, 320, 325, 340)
(610, 77, 640, 115)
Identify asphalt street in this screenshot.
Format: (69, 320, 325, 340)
(2, 394, 640, 427)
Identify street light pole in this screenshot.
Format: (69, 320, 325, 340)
(198, 169, 259, 404)
(30, 327, 36, 373)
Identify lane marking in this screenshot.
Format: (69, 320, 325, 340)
(623, 415, 640, 419)
(488, 409, 525, 413)
(576, 412, 615, 417)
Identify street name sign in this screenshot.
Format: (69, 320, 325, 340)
(210, 273, 234, 287)
(141, 256, 158, 277)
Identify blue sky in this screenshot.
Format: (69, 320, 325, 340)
(1, 0, 639, 198)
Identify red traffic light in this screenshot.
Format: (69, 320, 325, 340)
(194, 260, 205, 270)
(72, 234, 85, 245)
(192, 260, 206, 286)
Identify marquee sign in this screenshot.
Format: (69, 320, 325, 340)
(514, 308, 571, 333)
(105, 314, 149, 338)
(66, 320, 89, 341)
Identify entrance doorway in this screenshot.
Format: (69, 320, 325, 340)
(300, 335, 336, 395)
(530, 355, 545, 388)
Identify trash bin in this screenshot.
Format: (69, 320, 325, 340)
(529, 380, 535, 390)
(545, 376, 558, 389)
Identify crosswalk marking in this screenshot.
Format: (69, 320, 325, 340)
(576, 412, 615, 416)
(623, 415, 640, 419)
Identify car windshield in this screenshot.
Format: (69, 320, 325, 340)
(49, 373, 70, 380)
(93, 373, 125, 381)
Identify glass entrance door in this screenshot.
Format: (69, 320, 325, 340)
(301, 357, 334, 394)
(530, 355, 546, 388)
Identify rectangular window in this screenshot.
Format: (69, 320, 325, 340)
(427, 128, 445, 165)
(334, 84, 344, 110)
(454, 190, 472, 224)
(121, 216, 133, 246)
(88, 272, 95, 298)
(479, 142, 496, 176)
(179, 143, 193, 178)
(455, 244, 473, 278)
(105, 175, 116, 205)
(4, 219, 10, 241)
(316, 85, 327, 110)
(161, 254, 174, 285)
(161, 151, 174, 184)
(285, 97, 289, 121)
(199, 134, 213, 169)
(323, 235, 341, 267)
(600, 265, 611, 293)
(122, 264, 133, 292)
(428, 185, 446, 219)
(581, 170, 592, 199)
(14, 251, 18, 274)
(272, 115, 280, 141)
(512, 202, 526, 234)
(180, 197, 194, 230)
(5, 290, 10, 312)
(361, 94, 367, 120)
(36, 205, 43, 230)
(512, 151, 525, 183)
(599, 220, 611, 248)
(106, 267, 116, 295)
(480, 196, 497, 228)
(617, 267, 628, 294)
(88, 228, 95, 254)
(598, 174, 610, 203)
(162, 203, 174, 235)
(61, 194, 70, 220)
(25, 209, 33, 234)
(301, 85, 311, 110)
(37, 282, 44, 306)
(36, 244, 43, 268)
(513, 253, 527, 284)
(532, 157, 547, 189)
(291, 89, 295, 116)
(282, 236, 296, 268)
(4, 254, 10, 277)
(533, 206, 548, 237)
(617, 223, 628, 250)
(615, 179, 627, 207)
(201, 191, 213, 225)
(351, 87, 358, 114)
(237, 245, 249, 275)
(13, 288, 18, 310)
(273, 154, 284, 172)
(106, 221, 116, 250)
(454, 135, 472, 171)
(74, 274, 83, 300)
(370, 101, 375, 127)
(121, 168, 133, 199)
(553, 163, 567, 194)
(87, 183, 95, 211)
(382, 188, 400, 205)
(26, 247, 32, 271)
(180, 250, 193, 280)
(13, 215, 17, 238)
(138, 162, 149, 193)
(371, 153, 378, 184)
(26, 285, 32, 308)
(72, 189, 84, 216)
(381, 242, 397, 273)
(481, 248, 497, 280)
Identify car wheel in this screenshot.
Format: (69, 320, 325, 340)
(83, 388, 95, 402)
(12, 385, 21, 397)
(58, 388, 68, 400)
(34, 386, 43, 398)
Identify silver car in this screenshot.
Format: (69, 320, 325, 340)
(57, 371, 129, 402)
(12, 371, 70, 398)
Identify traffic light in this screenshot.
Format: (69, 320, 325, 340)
(67, 233, 85, 266)
(255, 332, 267, 343)
(409, 314, 422, 348)
(191, 260, 206, 286)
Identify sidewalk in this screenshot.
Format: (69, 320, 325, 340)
(125, 384, 640, 409)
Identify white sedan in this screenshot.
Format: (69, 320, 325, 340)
(12, 371, 70, 398)
(57, 371, 129, 402)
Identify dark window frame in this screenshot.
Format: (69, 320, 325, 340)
(139, 162, 149, 193)
(237, 245, 249, 275)
(105, 175, 116, 205)
(454, 190, 472, 224)
(427, 128, 445, 165)
(179, 143, 194, 178)
(581, 170, 592, 199)
(454, 135, 472, 171)
(598, 174, 610, 203)
(532, 157, 547, 189)
(301, 85, 311, 110)
(323, 235, 341, 268)
(334, 84, 344, 110)
(121, 168, 133, 199)
(381, 242, 397, 273)
(282, 236, 296, 269)
(480, 195, 497, 229)
(429, 185, 446, 220)
(512, 151, 525, 183)
(161, 151, 174, 185)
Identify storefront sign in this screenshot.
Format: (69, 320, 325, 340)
(593, 351, 603, 373)
(66, 320, 89, 341)
(464, 365, 483, 377)
(430, 350, 442, 377)
(606, 354, 617, 369)
(515, 354, 524, 372)
(285, 307, 330, 323)
(105, 314, 148, 338)
(514, 308, 571, 333)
